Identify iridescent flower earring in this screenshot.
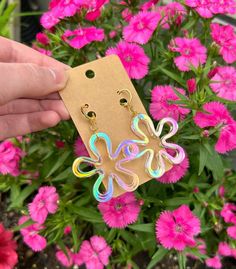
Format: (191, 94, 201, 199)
(117, 89, 185, 179)
(72, 104, 140, 202)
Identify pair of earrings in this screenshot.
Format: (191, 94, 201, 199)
(72, 89, 185, 203)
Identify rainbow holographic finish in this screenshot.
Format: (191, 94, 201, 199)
(72, 132, 140, 203)
(124, 113, 185, 178)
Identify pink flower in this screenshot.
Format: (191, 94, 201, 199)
(185, 0, 213, 18)
(49, 0, 60, 9)
(41, 0, 81, 29)
(56, 248, 74, 267)
(0, 223, 18, 269)
(32, 45, 52, 56)
(206, 256, 222, 269)
(74, 137, 89, 157)
(215, 122, 236, 154)
(210, 23, 236, 64)
(197, 239, 207, 255)
(202, 130, 210, 137)
(75, 235, 112, 269)
(210, 66, 236, 101)
(157, 153, 189, 184)
(123, 11, 161, 44)
(55, 140, 65, 149)
(208, 67, 219, 79)
(218, 242, 232, 256)
(187, 238, 206, 259)
(185, 0, 236, 18)
(218, 186, 225, 198)
(187, 78, 197, 94)
(157, 2, 186, 29)
(210, 0, 236, 15)
(221, 203, 236, 224)
(109, 30, 117, 39)
(0, 140, 22, 177)
(140, 0, 159, 11)
(193, 187, 199, 193)
(156, 205, 201, 251)
(64, 226, 72, 235)
(19, 216, 47, 252)
(169, 37, 207, 71)
(56, 0, 79, 16)
(40, 9, 60, 29)
(232, 248, 236, 259)
(98, 192, 141, 229)
(36, 32, 49, 45)
(62, 27, 104, 49)
(194, 102, 232, 128)
(106, 41, 150, 79)
(29, 186, 59, 224)
(77, 0, 108, 21)
(121, 8, 133, 22)
(150, 85, 190, 121)
(194, 102, 236, 154)
(227, 226, 236, 240)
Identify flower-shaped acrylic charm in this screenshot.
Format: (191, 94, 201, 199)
(125, 113, 185, 178)
(72, 132, 140, 202)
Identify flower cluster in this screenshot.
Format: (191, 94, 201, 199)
(0, 223, 18, 269)
(185, 0, 236, 18)
(0, 140, 22, 176)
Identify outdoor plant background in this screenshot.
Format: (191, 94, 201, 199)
(1, 0, 236, 268)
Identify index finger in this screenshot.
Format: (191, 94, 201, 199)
(0, 36, 68, 69)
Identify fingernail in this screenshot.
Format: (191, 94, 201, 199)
(49, 67, 69, 88)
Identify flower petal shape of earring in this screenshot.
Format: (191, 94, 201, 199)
(72, 132, 140, 202)
(125, 113, 185, 179)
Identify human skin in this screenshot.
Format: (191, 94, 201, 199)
(0, 36, 70, 141)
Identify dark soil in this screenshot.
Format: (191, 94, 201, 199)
(1, 193, 236, 269)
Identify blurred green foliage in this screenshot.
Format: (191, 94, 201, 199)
(0, 0, 17, 37)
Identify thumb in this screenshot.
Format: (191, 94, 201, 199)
(0, 63, 68, 105)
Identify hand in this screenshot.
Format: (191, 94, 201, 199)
(0, 36, 70, 141)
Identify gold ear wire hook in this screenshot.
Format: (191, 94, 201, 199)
(117, 89, 137, 116)
(81, 104, 98, 133)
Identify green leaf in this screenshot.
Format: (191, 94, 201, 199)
(182, 134, 200, 140)
(186, 248, 208, 261)
(107, 229, 117, 243)
(159, 67, 186, 87)
(52, 167, 73, 182)
(178, 252, 187, 269)
(0, 0, 7, 15)
(165, 197, 192, 207)
(73, 207, 103, 223)
(9, 183, 39, 209)
(199, 144, 208, 175)
(71, 224, 80, 252)
(182, 17, 197, 30)
(120, 230, 140, 248)
(10, 184, 20, 204)
(147, 247, 169, 269)
(46, 151, 71, 178)
(74, 194, 91, 207)
(129, 223, 154, 233)
(205, 150, 224, 180)
(13, 218, 34, 232)
(172, 87, 188, 100)
(206, 184, 220, 198)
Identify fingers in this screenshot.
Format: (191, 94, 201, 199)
(0, 36, 69, 69)
(36, 93, 60, 100)
(0, 63, 68, 105)
(0, 99, 70, 120)
(0, 111, 61, 141)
